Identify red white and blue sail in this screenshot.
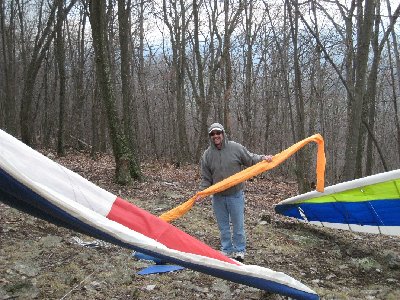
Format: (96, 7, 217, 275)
(0, 129, 318, 300)
(275, 170, 400, 236)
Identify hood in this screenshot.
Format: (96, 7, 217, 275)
(208, 122, 227, 149)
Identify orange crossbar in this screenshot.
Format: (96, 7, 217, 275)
(160, 134, 326, 222)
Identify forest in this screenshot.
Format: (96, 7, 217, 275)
(0, 0, 399, 190)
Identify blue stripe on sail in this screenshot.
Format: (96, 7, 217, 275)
(0, 167, 128, 246)
(275, 199, 400, 226)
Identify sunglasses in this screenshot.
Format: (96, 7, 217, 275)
(209, 131, 222, 136)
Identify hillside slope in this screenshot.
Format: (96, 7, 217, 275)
(1, 151, 399, 299)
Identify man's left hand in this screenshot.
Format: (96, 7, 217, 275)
(263, 155, 273, 162)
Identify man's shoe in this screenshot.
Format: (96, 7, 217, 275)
(221, 251, 232, 257)
(234, 252, 245, 262)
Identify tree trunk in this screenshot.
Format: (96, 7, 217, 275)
(138, 0, 157, 158)
(117, 0, 142, 178)
(388, 39, 400, 164)
(88, 0, 141, 184)
(72, 5, 87, 149)
(189, 0, 215, 159)
(243, 0, 254, 147)
(163, 0, 190, 164)
(56, 0, 66, 156)
(387, 0, 400, 163)
(287, 0, 309, 192)
(363, 2, 380, 176)
(0, 0, 17, 134)
(343, 0, 375, 180)
(222, 0, 232, 134)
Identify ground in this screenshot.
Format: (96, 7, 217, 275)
(1, 151, 399, 300)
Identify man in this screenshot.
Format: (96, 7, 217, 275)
(199, 122, 272, 262)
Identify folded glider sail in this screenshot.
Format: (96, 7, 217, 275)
(0, 129, 319, 300)
(275, 170, 400, 236)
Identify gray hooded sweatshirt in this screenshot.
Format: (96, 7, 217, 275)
(199, 122, 264, 196)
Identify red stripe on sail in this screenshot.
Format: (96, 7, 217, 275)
(107, 197, 238, 265)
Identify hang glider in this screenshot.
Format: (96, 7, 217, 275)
(0, 129, 319, 300)
(275, 169, 400, 236)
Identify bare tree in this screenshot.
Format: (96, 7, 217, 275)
(118, 0, 142, 176)
(70, 3, 89, 149)
(287, 0, 310, 192)
(19, 0, 76, 146)
(342, 0, 376, 180)
(242, 0, 256, 146)
(186, 0, 223, 159)
(387, 0, 400, 164)
(162, 0, 190, 164)
(356, 2, 399, 177)
(19, 0, 58, 146)
(220, 0, 243, 134)
(0, 0, 17, 134)
(88, 0, 142, 183)
(137, 0, 158, 158)
(265, 2, 296, 143)
(55, 0, 66, 155)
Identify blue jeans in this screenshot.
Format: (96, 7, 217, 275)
(212, 190, 246, 254)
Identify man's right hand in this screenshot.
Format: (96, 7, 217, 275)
(195, 195, 207, 203)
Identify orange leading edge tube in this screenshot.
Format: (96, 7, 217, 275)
(160, 134, 326, 223)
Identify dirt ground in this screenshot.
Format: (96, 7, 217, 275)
(1, 151, 399, 300)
